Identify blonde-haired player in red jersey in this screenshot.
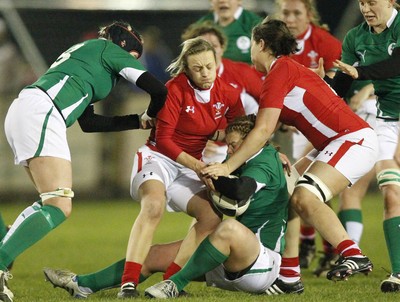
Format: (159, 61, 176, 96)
(115, 37, 245, 298)
(181, 21, 263, 164)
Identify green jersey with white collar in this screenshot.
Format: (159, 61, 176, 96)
(341, 10, 400, 120)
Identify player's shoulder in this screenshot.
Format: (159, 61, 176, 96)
(311, 25, 341, 45)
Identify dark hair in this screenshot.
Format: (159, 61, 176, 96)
(225, 114, 257, 139)
(252, 18, 298, 57)
(98, 21, 143, 58)
(181, 21, 227, 50)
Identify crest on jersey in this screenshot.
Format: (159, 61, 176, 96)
(236, 36, 251, 53)
(307, 50, 319, 68)
(213, 102, 224, 119)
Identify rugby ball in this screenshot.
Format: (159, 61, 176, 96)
(209, 176, 251, 217)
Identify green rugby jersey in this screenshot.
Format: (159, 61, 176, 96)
(198, 9, 262, 64)
(27, 39, 146, 127)
(341, 11, 400, 120)
(234, 144, 289, 254)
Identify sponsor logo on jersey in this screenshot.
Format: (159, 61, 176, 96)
(356, 50, 367, 63)
(388, 43, 396, 56)
(185, 106, 195, 113)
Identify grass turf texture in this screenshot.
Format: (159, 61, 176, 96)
(1, 192, 398, 301)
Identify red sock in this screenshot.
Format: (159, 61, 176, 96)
(279, 257, 300, 282)
(336, 240, 362, 257)
(300, 225, 315, 241)
(163, 262, 182, 280)
(322, 239, 336, 254)
(121, 261, 142, 285)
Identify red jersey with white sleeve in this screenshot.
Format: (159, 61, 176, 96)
(149, 73, 245, 160)
(259, 56, 369, 151)
(293, 24, 342, 71)
(218, 58, 263, 100)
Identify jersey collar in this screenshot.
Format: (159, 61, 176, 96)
(213, 6, 243, 23)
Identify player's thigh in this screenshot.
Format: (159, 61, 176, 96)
(5, 89, 70, 166)
(220, 220, 261, 272)
(167, 168, 206, 213)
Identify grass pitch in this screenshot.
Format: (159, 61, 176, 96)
(2, 192, 398, 301)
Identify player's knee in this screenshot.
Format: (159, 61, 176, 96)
(40, 187, 74, 217)
(295, 173, 333, 203)
(214, 219, 241, 241)
(377, 168, 400, 190)
(140, 197, 166, 222)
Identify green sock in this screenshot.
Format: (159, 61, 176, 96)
(78, 258, 125, 292)
(0, 214, 7, 242)
(170, 237, 228, 291)
(338, 209, 363, 244)
(78, 258, 148, 292)
(0, 204, 65, 269)
(383, 217, 400, 273)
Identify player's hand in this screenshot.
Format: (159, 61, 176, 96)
(201, 162, 230, 179)
(310, 57, 325, 78)
(334, 60, 359, 79)
(279, 152, 292, 177)
(139, 110, 155, 129)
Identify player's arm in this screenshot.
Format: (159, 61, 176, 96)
(78, 104, 140, 132)
(355, 47, 400, 80)
(212, 175, 257, 200)
(135, 71, 168, 118)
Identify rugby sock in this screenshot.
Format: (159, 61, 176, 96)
(170, 237, 228, 292)
(383, 216, 400, 273)
(300, 225, 315, 243)
(121, 261, 142, 286)
(322, 239, 335, 255)
(336, 239, 362, 257)
(0, 204, 65, 269)
(0, 215, 7, 241)
(338, 209, 363, 245)
(78, 258, 125, 292)
(163, 262, 181, 280)
(279, 257, 301, 283)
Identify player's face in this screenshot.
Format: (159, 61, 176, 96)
(358, 0, 394, 33)
(200, 33, 224, 67)
(186, 50, 217, 89)
(279, 0, 311, 37)
(226, 131, 244, 155)
(211, 0, 242, 25)
(250, 38, 270, 74)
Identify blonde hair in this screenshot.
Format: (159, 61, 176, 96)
(166, 37, 216, 77)
(274, 0, 329, 31)
(181, 21, 228, 51)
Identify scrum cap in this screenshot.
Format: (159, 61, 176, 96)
(99, 21, 143, 58)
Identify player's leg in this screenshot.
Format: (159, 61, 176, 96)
(162, 181, 222, 280)
(145, 219, 264, 298)
(1, 157, 71, 268)
(43, 240, 183, 298)
(118, 179, 167, 298)
(338, 169, 374, 244)
(291, 128, 378, 281)
(377, 121, 400, 292)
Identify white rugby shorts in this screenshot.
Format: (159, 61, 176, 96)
(305, 127, 378, 184)
(375, 120, 399, 162)
(4, 88, 70, 166)
(205, 241, 281, 293)
(130, 145, 206, 212)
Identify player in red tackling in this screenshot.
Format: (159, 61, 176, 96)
(202, 19, 378, 286)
